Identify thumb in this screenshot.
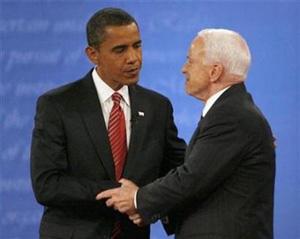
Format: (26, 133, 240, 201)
(119, 178, 131, 185)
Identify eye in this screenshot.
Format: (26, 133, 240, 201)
(113, 47, 125, 54)
(132, 40, 142, 49)
(133, 42, 142, 49)
(112, 45, 127, 54)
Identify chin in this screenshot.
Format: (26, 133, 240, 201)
(185, 86, 191, 95)
(131, 75, 140, 83)
(125, 77, 139, 85)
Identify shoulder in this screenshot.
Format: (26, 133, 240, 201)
(133, 84, 171, 104)
(40, 80, 82, 99)
(34, 73, 93, 118)
(207, 88, 271, 135)
(225, 93, 272, 140)
(36, 72, 91, 105)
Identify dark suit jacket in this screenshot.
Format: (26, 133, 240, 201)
(137, 83, 275, 239)
(30, 70, 186, 239)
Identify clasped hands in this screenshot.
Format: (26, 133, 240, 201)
(96, 179, 144, 226)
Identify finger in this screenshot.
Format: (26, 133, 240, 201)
(129, 214, 140, 221)
(119, 178, 130, 185)
(96, 188, 119, 200)
(127, 209, 137, 217)
(106, 198, 115, 207)
(96, 190, 113, 200)
(133, 218, 142, 225)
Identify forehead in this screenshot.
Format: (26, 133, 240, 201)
(103, 23, 140, 44)
(189, 36, 205, 57)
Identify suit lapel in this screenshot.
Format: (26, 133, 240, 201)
(185, 119, 202, 157)
(122, 85, 145, 178)
(185, 83, 248, 157)
(76, 73, 115, 180)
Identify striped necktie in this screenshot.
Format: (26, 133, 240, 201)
(108, 92, 127, 239)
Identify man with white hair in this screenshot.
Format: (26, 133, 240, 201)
(97, 29, 276, 239)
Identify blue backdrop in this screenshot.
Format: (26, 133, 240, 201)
(1, 0, 299, 238)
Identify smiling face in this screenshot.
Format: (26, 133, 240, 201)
(86, 22, 142, 90)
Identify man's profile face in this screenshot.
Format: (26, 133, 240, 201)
(89, 23, 142, 90)
(182, 37, 211, 100)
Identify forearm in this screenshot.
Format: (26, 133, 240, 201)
(137, 167, 189, 224)
(137, 120, 246, 223)
(160, 99, 186, 176)
(31, 169, 119, 207)
(31, 95, 120, 207)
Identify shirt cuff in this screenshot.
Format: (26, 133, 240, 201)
(134, 190, 138, 209)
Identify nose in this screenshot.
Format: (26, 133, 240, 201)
(182, 63, 187, 74)
(126, 48, 139, 64)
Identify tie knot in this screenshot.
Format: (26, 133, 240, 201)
(112, 92, 122, 105)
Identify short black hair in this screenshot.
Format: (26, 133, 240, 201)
(86, 7, 138, 48)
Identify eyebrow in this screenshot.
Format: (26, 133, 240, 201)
(133, 40, 142, 45)
(111, 40, 142, 51)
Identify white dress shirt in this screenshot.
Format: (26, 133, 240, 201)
(92, 68, 131, 147)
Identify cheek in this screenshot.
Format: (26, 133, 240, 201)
(108, 59, 122, 73)
(186, 79, 194, 91)
(136, 52, 142, 64)
(189, 64, 198, 75)
(188, 68, 198, 82)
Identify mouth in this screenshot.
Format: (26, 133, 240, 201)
(124, 67, 140, 77)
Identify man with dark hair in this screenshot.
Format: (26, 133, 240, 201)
(30, 7, 186, 239)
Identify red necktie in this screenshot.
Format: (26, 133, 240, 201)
(108, 92, 127, 239)
(108, 92, 127, 180)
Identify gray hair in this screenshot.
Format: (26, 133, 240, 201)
(198, 29, 251, 80)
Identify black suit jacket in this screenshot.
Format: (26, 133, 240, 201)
(137, 83, 275, 239)
(30, 70, 186, 239)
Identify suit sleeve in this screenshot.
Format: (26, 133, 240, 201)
(159, 99, 186, 235)
(137, 113, 249, 224)
(30, 95, 119, 207)
(160, 99, 186, 176)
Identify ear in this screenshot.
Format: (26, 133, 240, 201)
(209, 63, 224, 82)
(85, 46, 99, 65)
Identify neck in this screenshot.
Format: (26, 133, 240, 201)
(206, 73, 243, 100)
(95, 67, 124, 91)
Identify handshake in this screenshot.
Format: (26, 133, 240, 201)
(96, 179, 144, 226)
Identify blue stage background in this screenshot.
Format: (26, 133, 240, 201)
(1, 0, 299, 238)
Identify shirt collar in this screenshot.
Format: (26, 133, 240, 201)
(92, 68, 130, 106)
(202, 86, 230, 117)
